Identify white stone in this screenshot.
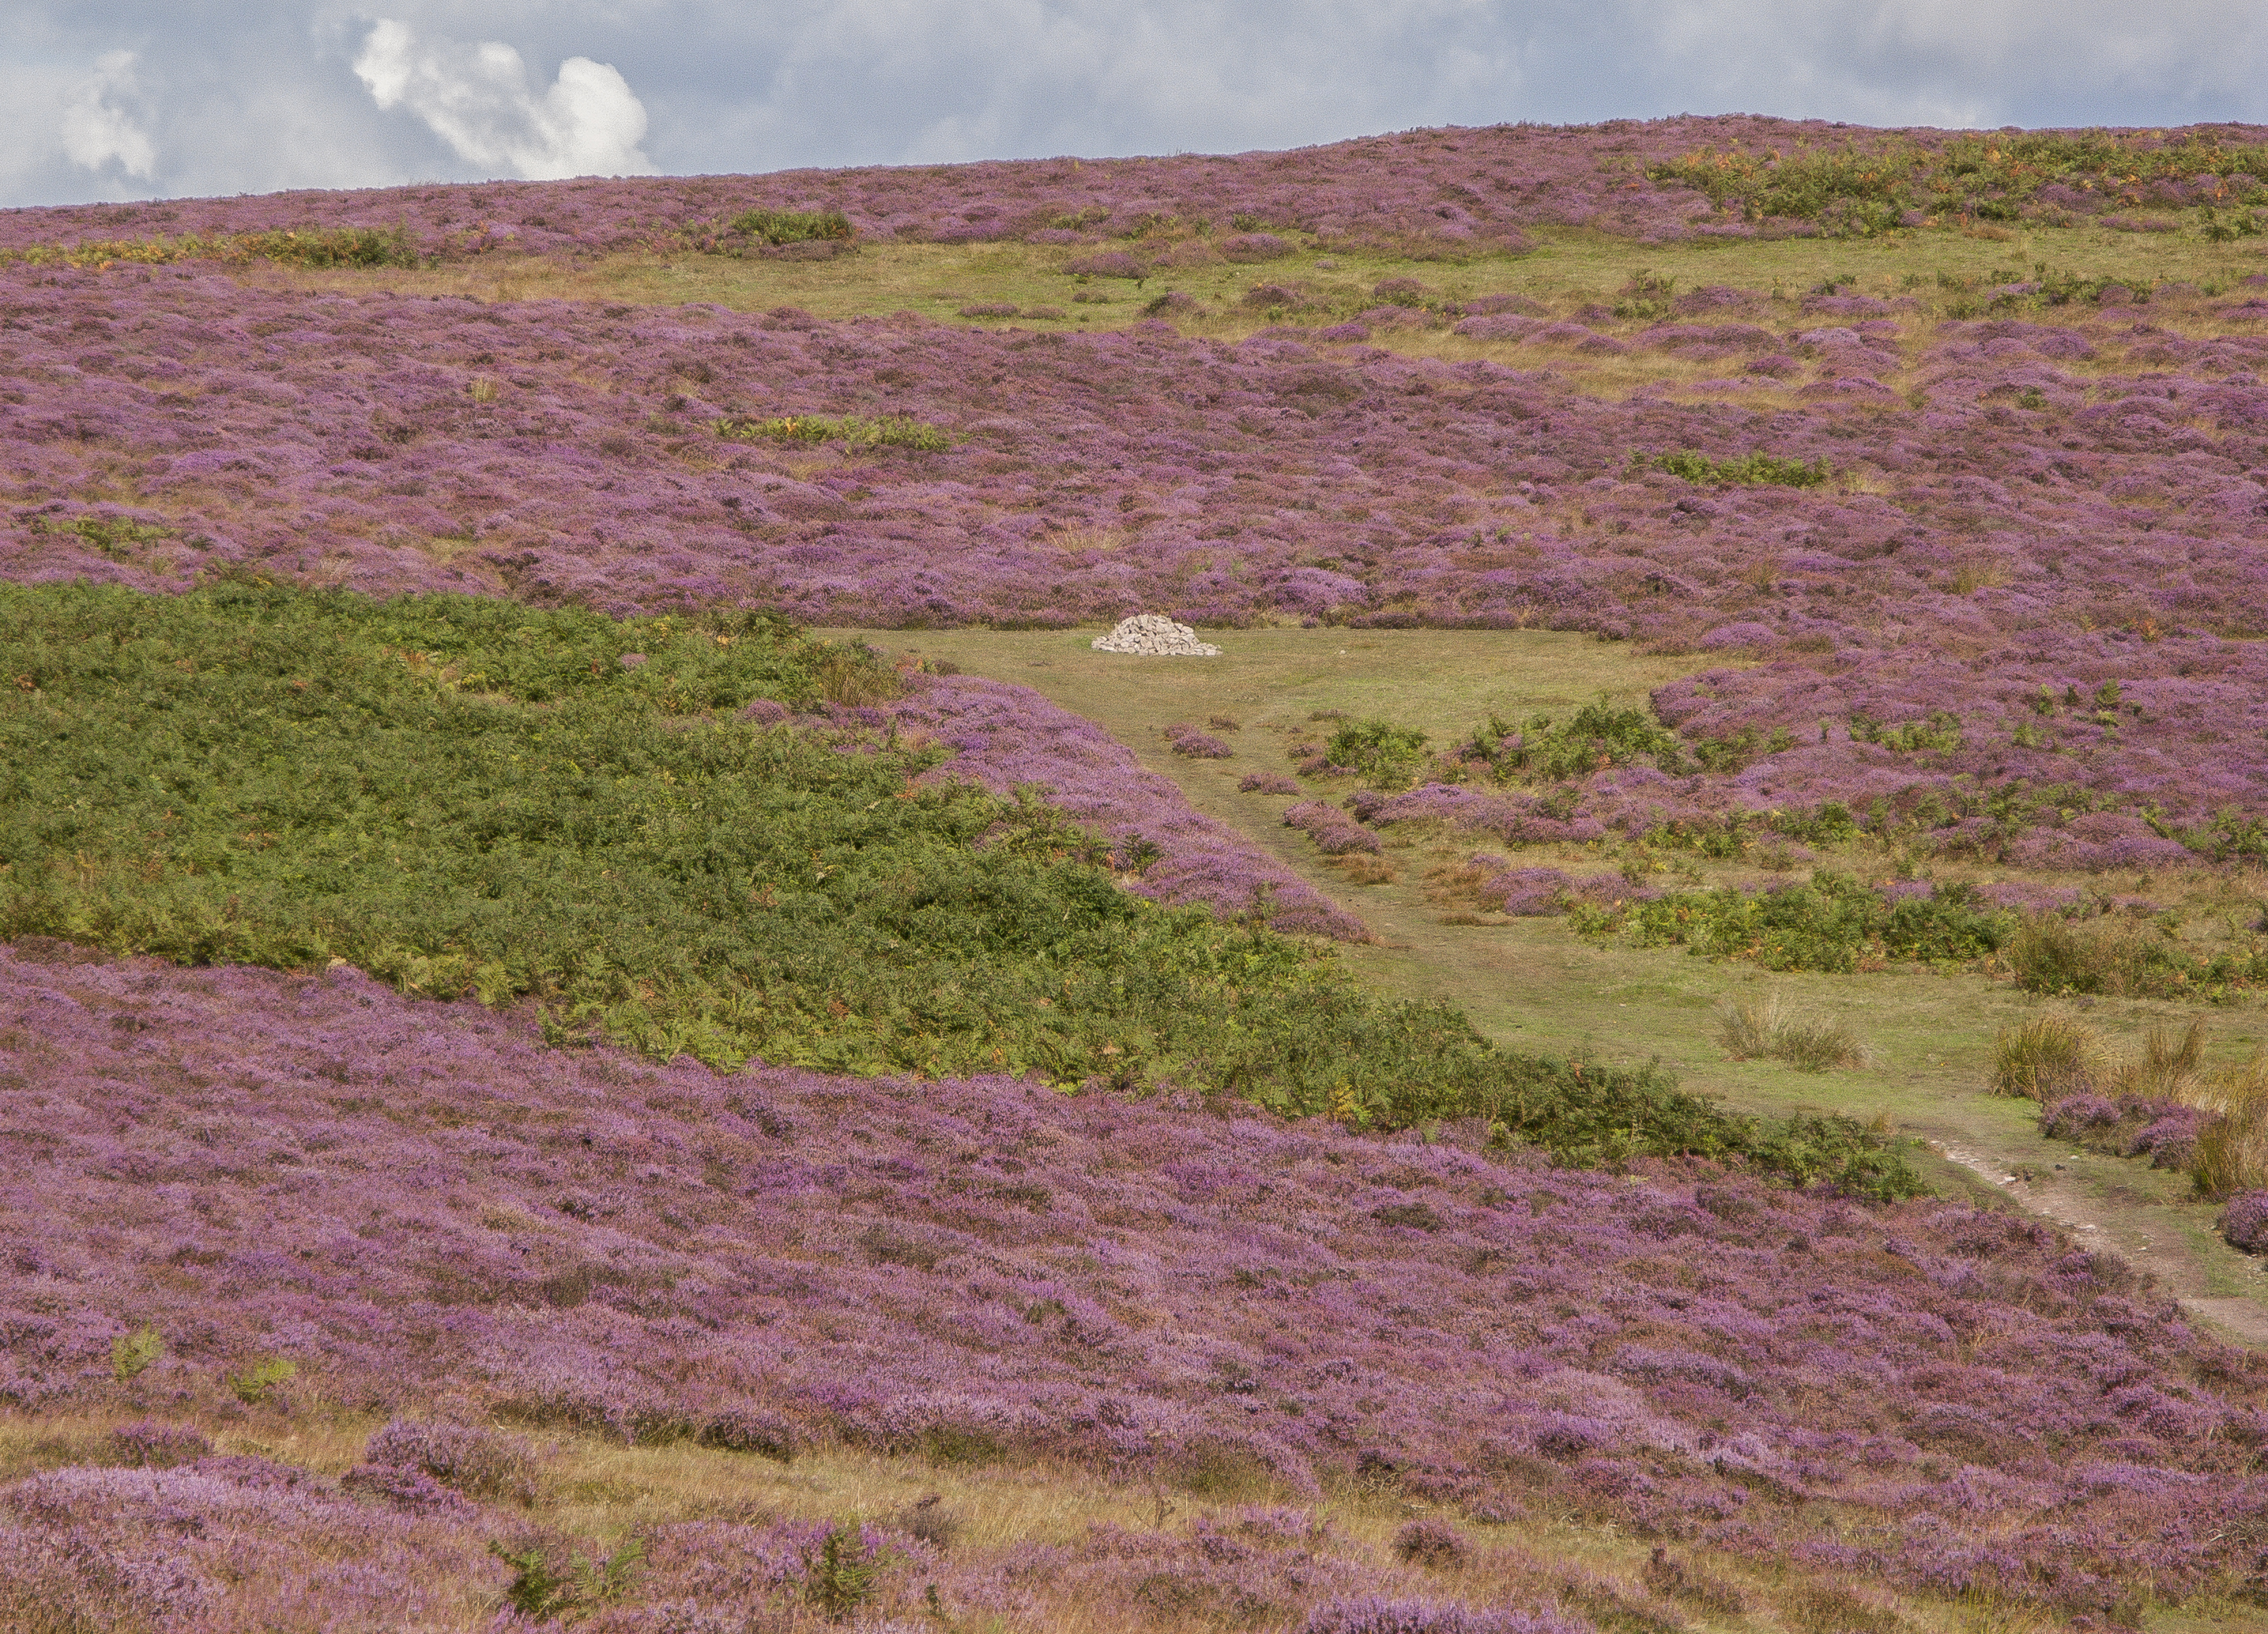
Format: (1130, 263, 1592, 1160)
(1089, 613, 1222, 656)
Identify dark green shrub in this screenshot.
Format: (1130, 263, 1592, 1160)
(1463, 700, 1684, 782)
(1324, 718, 1430, 787)
(489, 1543, 576, 1620)
(488, 1536, 644, 1620)
(1645, 449, 1831, 488)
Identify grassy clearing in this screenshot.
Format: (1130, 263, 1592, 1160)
(870, 623, 2268, 1333)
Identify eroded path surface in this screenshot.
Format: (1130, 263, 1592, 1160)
(871, 624, 2268, 1350)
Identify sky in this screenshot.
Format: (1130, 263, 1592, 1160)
(4, 1, 2266, 209)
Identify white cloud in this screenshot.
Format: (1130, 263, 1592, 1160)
(352, 18, 657, 180)
(58, 50, 156, 180)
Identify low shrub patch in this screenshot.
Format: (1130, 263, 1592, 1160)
(1578, 872, 2009, 973)
(726, 208, 854, 245)
(1643, 449, 1832, 488)
(714, 413, 952, 451)
(1324, 719, 1431, 788)
(1457, 700, 1685, 782)
(2005, 915, 2268, 1000)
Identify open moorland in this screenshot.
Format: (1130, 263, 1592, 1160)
(5, 116, 2268, 1631)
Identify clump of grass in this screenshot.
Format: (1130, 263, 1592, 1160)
(2114, 1017, 2209, 1100)
(1718, 996, 1869, 1071)
(1997, 1013, 2268, 1198)
(2188, 1049, 2268, 1198)
(1990, 1015, 2108, 1098)
(713, 413, 952, 451)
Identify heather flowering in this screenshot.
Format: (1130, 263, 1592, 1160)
(4, 239, 2266, 846)
(2224, 1190, 2268, 1252)
(892, 671, 1364, 939)
(6, 118, 2268, 1630)
(1285, 800, 1383, 855)
(1304, 1599, 1589, 1634)
(1, 945, 2265, 1620)
(6, 119, 2260, 274)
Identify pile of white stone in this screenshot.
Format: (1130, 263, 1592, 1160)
(1089, 614, 1222, 656)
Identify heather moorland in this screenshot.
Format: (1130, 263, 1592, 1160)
(5, 115, 2268, 1631)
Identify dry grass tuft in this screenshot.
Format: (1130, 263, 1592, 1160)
(1717, 995, 1869, 1072)
(2190, 1047, 2268, 1198)
(2112, 1016, 2210, 1100)
(1990, 1013, 2109, 1099)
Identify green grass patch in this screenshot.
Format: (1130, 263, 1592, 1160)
(0, 583, 1919, 1197)
(713, 413, 953, 451)
(28, 515, 180, 559)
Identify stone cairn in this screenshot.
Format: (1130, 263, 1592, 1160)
(1090, 614, 1222, 656)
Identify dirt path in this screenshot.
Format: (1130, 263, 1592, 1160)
(1932, 1141, 2268, 1346)
(859, 625, 2268, 1350)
